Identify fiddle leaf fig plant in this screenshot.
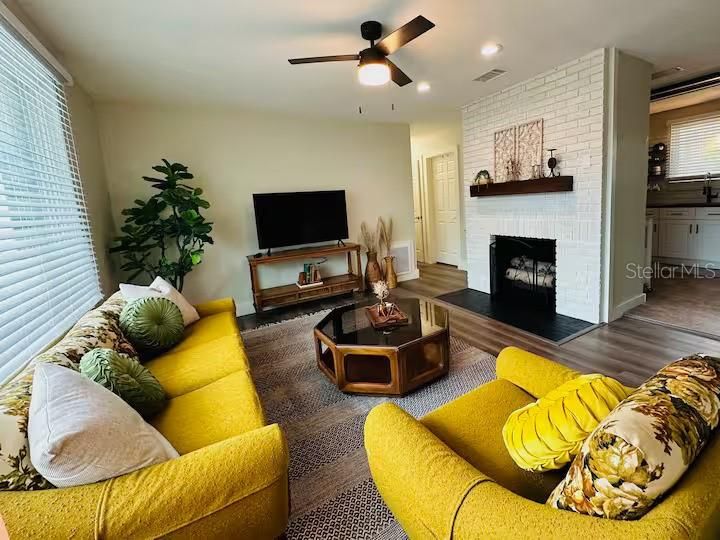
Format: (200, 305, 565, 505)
(110, 159, 213, 292)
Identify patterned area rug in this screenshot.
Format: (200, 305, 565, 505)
(241, 310, 497, 540)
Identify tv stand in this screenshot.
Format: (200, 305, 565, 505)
(247, 243, 364, 312)
(337, 239, 346, 247)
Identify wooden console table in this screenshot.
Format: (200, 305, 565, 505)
(248, 243, 364, 311)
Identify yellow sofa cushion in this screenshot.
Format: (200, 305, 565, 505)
(170, 311, 241, 353)
(146, 335, 250, 398)
(502, 374, 630, 472)
(421, 378, 566, 502)
(151, 370, 265, 455)
(0, 425, 288, 539)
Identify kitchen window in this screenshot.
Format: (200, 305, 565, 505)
(0, 17, 101, 382)
(667, 112, 720, 181)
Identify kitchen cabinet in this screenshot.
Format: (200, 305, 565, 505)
(654, 208, 720, 264)
(694, 222, 720, 262)
(659, 220, 694, 259)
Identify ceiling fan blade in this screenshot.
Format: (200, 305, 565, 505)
(376, 15, 435, 56)
(387, 59, 412, 87)
(288, 54, 359, 65)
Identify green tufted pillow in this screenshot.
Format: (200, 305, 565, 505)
(120, 297, 184, 354)
(80, 348, 167, 417)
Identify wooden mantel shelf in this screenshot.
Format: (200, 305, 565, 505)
(469, 176, 573, 197)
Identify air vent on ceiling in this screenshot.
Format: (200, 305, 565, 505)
(474, 68, 506, 82)
(651, 66, 685, 81)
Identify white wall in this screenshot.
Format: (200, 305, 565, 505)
(463, 50, 607, 323)
(604, 51, 652, 320)
(66, 85, 118, 295)
(95, 103, 414, 314)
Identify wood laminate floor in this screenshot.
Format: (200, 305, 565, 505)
(626, 275, 720, 338)
(239, 263, 720, 387)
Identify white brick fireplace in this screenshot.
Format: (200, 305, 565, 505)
(463, 49, 607, 323)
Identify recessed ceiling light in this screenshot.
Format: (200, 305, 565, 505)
(417, 81, 431, 93)
(481, 43, 503, 57)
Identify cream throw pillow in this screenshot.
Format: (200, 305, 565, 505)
(28, 363, 178, 488)
(119, 276, 199, 326)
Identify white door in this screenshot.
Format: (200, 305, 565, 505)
(694, 222, 720, 263)
(431, 152, 460, 266)
(659, 221, 693, 258)
(412, 161, 425, 263)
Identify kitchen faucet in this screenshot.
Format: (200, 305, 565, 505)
(703, 173, 718, 204)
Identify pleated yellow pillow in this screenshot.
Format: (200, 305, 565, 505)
(502, 374, 631, 472)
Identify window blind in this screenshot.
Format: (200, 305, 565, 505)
(0, 20, 101, 382)
(667, 113, 720, 181)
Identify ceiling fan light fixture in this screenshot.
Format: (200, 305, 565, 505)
(358, 48, 390, 86)
(358, 62, 390, 86)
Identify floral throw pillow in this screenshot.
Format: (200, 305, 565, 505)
(0, 292, 136, 491)
(548, 354, 720, 520)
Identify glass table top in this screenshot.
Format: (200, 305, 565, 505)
(315, 297, 449, 347)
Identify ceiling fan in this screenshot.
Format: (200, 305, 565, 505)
(288, 16, 435, 87)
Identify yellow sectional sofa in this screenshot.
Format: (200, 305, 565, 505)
(0, 297, 289, 539)
(365, 347, 720, 539)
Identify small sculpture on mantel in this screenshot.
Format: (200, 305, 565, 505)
(547, 148, 559, 177)
(474, 169, 492, 185)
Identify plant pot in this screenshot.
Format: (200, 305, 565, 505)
(384, 256, 398, 289)
(365, 251, 383, 288)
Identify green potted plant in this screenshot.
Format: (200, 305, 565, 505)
(110, 160, 213, 292)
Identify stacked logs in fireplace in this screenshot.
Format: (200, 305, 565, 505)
(490, 236, 557, 312)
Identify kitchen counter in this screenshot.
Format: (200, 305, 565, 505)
(647, 203, 720, 208)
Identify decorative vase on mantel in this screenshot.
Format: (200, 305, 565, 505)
(384, 256, 398, 289)
(365, 251, 383, 289)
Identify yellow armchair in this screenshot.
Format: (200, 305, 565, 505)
(365, 347, 720, 539)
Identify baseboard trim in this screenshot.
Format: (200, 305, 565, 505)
(236, 300, 256, 317)
(397, 269, 420, 282)
(610, 293, 646, 321)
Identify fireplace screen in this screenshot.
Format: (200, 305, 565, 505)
(490, 236, 556, 311)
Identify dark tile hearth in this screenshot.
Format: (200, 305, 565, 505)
(435, 288, 594, 342)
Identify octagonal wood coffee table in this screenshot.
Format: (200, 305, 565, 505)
(313, 297, 450, 396)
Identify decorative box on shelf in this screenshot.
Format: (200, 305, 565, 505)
(470, 176, 573, 198)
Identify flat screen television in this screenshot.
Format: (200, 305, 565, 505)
(253, 190, 349, 250)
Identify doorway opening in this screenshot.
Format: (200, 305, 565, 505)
(627, 79, 720, 337)
(411, 146, 465, 268)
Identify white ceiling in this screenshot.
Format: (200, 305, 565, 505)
(16, 0, 720, 122)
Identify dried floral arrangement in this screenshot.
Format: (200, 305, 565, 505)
(359, 221, 378, 253)
(378, 217, 393, 257)
(366, 279, 408, 328)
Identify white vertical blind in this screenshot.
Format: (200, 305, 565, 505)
(0, 20, 101, 382)
(667, 113, 720, 180)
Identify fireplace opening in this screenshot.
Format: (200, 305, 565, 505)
(490, 236, 556, 312)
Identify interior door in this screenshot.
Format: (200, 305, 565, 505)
(412, 160, 425, 263)
(659, 220, 693, 259)
(431, 152, 460, 266)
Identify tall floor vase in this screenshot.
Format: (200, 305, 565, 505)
(384, 256, 398, 288)
(365, 251, 383, 289)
